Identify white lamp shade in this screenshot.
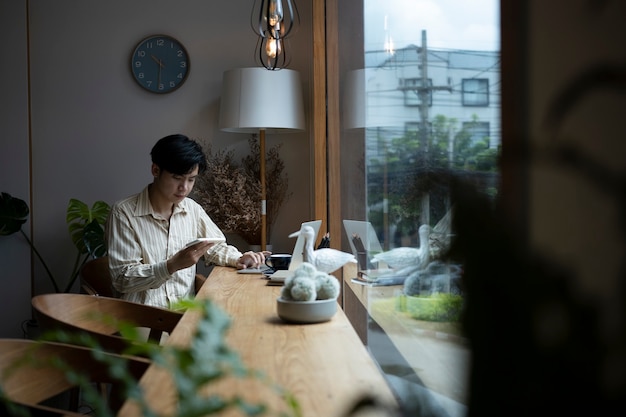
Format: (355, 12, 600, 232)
(343, 69, 366, 129)
(219, 67, 305, 133)
(343, 68, 404, 129)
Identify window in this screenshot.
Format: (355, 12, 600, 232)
(337, 2, 500, 416)
(400, 78, 433, 106)
(463, 121, 490, 146)
(405, 121, 419, 134)
(462, 78, 489, 106)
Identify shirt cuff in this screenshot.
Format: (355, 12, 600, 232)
(153, 260, 172, 284)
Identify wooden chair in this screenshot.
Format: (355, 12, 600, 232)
(79, 256, 117, 298)
(31, 293, 183, 355)
(80, 255, 207, 297)
(0, 338, 149, 416)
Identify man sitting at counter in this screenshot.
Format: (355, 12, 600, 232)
(106, 134, 269, 308)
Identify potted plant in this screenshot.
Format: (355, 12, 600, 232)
(0, 192, 110, 293)
(193, 135, 291, 248)
(276, 262, 341, 324)
(1, 298, 301, 417)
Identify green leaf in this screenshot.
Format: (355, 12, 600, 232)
(90, 200, 111, 224)
(66, 199, 110, 255)
(83, 220, 107, 258)
(66, 198, 90, 224)
(0, 192, 29, 236)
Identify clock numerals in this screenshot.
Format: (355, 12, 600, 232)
(130, 35, 190, 94)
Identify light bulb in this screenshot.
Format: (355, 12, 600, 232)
(251, 0, 299, 69)
(266, 37, 282, 58)
(267, 0, 284, 27)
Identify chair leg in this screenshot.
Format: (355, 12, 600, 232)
(108, 382, 128, 413)
(147, 328, 163, 343)
(99, 382, 109, 402)
(195, 273, 207, 293)
(68, 386, 80, 411)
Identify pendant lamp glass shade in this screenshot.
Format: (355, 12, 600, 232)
(219, 67, 305, 133)
(250, 0, 300, 70)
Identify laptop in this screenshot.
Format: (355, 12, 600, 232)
(343, 220, 404, 284)
(237, 264, 272, 274)
(267, 219, 322, 283)
(342, 220, 386, 270)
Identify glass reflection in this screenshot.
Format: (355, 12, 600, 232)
(340, 1, 500, 416)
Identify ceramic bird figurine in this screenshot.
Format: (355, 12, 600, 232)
(371, 224, 431, 271)
(289, 225, 357, 274)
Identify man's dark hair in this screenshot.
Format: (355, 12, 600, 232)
(150, 134, 207, 175)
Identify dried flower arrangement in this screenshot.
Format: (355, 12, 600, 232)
(193, 135, 291, 246)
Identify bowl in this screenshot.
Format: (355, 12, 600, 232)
(276, 297, 337, 323)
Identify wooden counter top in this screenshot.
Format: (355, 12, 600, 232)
(117, 266, 396, 417)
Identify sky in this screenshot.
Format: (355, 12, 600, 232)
(364, 0, 500, 52)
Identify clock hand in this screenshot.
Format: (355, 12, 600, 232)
(151, 55, 165, 68)
(151, 55, 165, 87)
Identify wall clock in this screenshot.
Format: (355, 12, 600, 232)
(131, 34, 190, 94)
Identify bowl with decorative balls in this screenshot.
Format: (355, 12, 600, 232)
(276, 262, 340, 324)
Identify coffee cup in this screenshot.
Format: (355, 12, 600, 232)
(265, 254, 292, 271)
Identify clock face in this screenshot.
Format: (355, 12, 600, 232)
(131, 35, 190, 94)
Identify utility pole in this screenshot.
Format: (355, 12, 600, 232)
(400, 30, 452, 227)
(418, 30, 431, 227)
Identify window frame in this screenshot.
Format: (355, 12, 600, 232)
(401, 77, 433, 107)
(462, 78, 490, 106)
(322, 0, 528, 412)
(463, 121, 491, 146)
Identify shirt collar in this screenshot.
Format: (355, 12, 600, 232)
(134, 185, 188, 218)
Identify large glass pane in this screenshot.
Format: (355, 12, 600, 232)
(339, 1, 500, 416)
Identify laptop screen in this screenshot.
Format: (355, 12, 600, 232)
(268, 220, 322, 279)
(342, 220, 385, 270)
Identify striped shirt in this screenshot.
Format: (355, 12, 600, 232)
(105, 186, 243, 308)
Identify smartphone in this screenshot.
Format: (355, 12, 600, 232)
(184, 237, 226, 248)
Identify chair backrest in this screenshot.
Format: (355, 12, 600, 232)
(79, 256, 117, 298)
(0, 339, 149, 415)
(81, 256, 206, 297)
(32, 293, 183, 355)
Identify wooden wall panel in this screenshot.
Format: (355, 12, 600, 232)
(312, 0, 328, 239)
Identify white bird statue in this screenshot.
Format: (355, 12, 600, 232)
(371, 224, 431, 271)
(289, 225, 357, 274)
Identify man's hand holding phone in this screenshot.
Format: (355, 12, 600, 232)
(167, 237, 226, 274)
